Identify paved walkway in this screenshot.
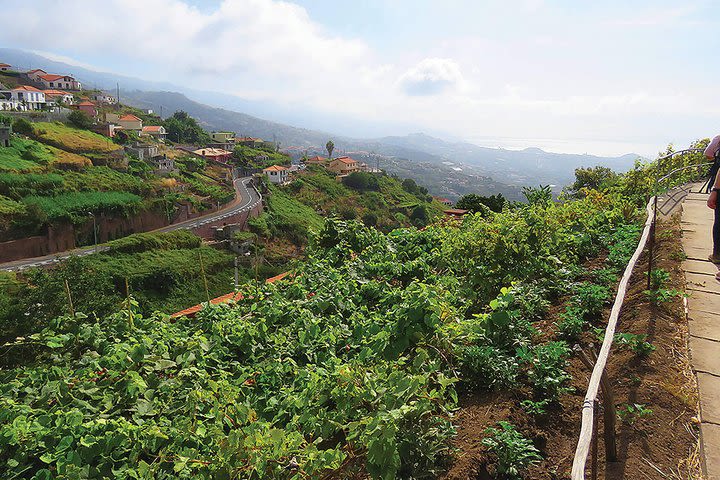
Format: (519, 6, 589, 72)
(681, 188, 720, 479)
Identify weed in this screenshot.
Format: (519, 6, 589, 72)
(556, 306, 585, 341)
(520, 399, 550, 417)
(461, 345, 518, 391)
(617, 403, 653, 424)
(518, 341, 572, 401)
(482, 422, 542, 480)
(615, 333, 656, 356)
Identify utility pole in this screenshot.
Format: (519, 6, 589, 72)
(116, 83, 120, 104)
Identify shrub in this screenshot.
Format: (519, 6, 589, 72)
(12, 118, 33, 135)
(362, 212, 378, 227)
(105, 230, 202, 254)
(68, 110, 93, 129)
(482, 422, 542, 480)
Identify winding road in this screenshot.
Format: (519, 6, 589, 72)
(0, 177, 262, 272)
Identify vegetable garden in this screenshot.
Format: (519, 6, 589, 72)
(0, 185, 650, 479)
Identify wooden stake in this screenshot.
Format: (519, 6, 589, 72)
(64, 279, 74, 316)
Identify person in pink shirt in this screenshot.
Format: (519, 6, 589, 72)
(705, 134, 720, 265)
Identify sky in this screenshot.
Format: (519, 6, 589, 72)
(0, 0, 718, 157)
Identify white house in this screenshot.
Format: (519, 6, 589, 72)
(0, 85, 46, 111)
(37, 74, 82, 91)
(43, 89, 74, 105)
(140, 125, 167, 140)
(263, 165, 289, 184)
(0, 63, 11, 72)
(90, 92, 117, 104)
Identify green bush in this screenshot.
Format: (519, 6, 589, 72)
(68, 110, 93, 129)
(12, 117, 33, 136)
(105, 230, 202, 254)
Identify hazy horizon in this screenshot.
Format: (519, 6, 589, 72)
(0, 0, 716, 158)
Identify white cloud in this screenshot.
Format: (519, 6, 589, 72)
(397, 58, 464, 96)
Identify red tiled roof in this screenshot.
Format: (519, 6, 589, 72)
(39, 74, 72, 82)
(306, 156, 327, 162)
(171, 271, 292, 318)
(27, 69, 46, 74)
(77, 100, 95, 106)
(193, 147, 232, 157)
(43, 89, 72, 96)
(119, 114, 142, 122)
(263, 165, 288, 172)
(12, 85, 42, 92)
(0, 63, 10, 68)
(333, 156, 357, 165)
(142, 126, 164, 132)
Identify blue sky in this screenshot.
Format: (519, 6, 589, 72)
(0, 0, 718, 156)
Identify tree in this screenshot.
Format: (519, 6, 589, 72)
(343, 172, 379, 191)
(410, 205, 429, 227)
(326, 140, 335, 159)
(12, 118, 33, 136)
(456, 193, 506, 213)
(68, 110, 93, 130)
(569, 166, 618, 194)
(163, 111, 210, 144)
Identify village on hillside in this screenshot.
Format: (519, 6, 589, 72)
(0, 62, 389, 187)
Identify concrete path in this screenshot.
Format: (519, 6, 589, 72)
(681, 189, 720, 479)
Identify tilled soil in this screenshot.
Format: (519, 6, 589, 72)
(442, 216, 701, 479)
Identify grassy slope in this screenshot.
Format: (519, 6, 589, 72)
(283, 169, 445, 230)
(32, 122, 123, 154)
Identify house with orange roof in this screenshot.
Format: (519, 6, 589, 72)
(113, 114, 143, 131)
(0, 85, 45, 111)
(43, 89, 74, 104)
(0, 63, 11, 72)
(193, 147, 233, 163)
(263, 164, 290, 184)
(328, 156, 360, 175)
(26, 69, 48, 82)
(236, 137, 264, 148)
(38, 73, 82, 91)
(76, 100, 97, 117)
(432, 196, 453, 206)
(141, 125, 167, 141)
(305, 155, 328, 166)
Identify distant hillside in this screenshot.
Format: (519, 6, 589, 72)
(371, 133, 644, 189)
(0, 48, 643, 198)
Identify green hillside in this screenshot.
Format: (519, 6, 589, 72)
(0, 116, 233, 242)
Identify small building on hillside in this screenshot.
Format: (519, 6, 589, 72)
(305, 155, 328, 166)
(0, 125, 10, 147)
(328, 156, 360, 175)
(0, 63, 11, 72)
(91, 92, 116, 104)
(43, 89, 74, 105)
(211, 131, 235, 143)
(263, 165, 289, 185)
(236, 137, 263, 148)
(433, 196, 453, 206)
(116, 114, 143, 131)
(193, 147, 233, 163)
(26, 69, 48, 82)
(148, 154, 175, 174)
(38, 74, 82, 91)
(125, 142, 158, 161)
(141, 125, 167, 141)
(93, 123, 122, 138)
(76, 100, 97, 117)
(443, 208, 468, 219)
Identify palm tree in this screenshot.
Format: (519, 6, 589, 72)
(326, 140, 335, 159)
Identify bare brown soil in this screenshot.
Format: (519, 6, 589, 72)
(442, 216, 702, 479)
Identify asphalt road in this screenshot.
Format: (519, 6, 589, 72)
(0, 177, 262, 272)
